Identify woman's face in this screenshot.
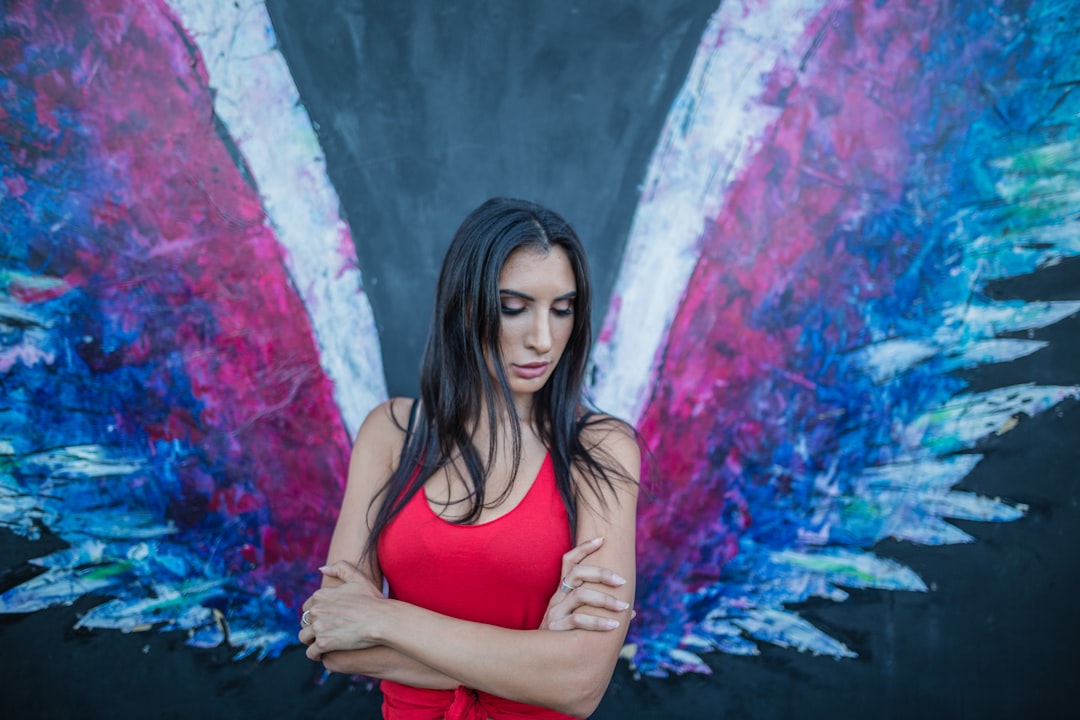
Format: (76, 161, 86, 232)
(493, 244, 577, 404)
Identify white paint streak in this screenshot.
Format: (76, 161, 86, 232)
(18, 445, 145, 478)
(912, 383, 1080, 452)
(890, 516, 974, 545)
(940, 300, 1080, 337)
(591, 0, 829, 423)
(858, 338, 939, 382)
(74, 583, 220, 631)
(970, 139, 1080, 278)
(664, 647, 712, 673)
(943, 339, 1048, 370)
(771, 548, 929, 592)
(860, 299, 1078, 382)
(0, 297, 49, 327)
(165, 0, 386, 438)
(0, 481, 40, 537)
(733, 608, 857, 658)
(0, 338, 54, 374)
(0, 566, 119, 612)
(970, 222, 1080, 279)
(919, 490, 1026, 522)
(858, 455, 982, 491)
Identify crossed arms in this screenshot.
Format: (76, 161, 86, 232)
(297, 399, 639, 718)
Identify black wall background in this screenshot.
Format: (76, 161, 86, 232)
(2, 1, 1078, 718)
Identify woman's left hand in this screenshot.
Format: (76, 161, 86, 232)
(540, 537, 632, 632)
(298, 561, 385, 660)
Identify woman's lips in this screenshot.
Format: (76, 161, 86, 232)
(512, 362, 549, 379)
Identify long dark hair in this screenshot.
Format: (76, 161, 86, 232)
(362, 197, 633, 569)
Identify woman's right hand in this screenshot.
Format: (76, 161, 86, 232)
(299, 560, 386, 659)
(540, 537, 632, 632)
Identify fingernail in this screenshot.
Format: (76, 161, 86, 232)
(590, 537, 603, 544)
(615, 600, 630, 611)
(612, 574, 627, 585)
(605, 619, 620, 629)
(318, 566, 330, 571)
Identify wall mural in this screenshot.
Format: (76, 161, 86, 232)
(1, 0, 1077, 695)
(594, 0, 1080, 675)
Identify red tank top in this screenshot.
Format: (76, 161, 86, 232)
(377, 453, 577, 719)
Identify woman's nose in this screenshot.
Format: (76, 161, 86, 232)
(528, 314, 553, 352)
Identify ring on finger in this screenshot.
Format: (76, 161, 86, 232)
(301, 610, 311, 626)
(560, 577, 577, 593)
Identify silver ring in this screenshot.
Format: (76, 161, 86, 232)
(560, 578, 575, 593)
(301, 610, 311, 626)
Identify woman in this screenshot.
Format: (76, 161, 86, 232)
(298, 197, 640, 719)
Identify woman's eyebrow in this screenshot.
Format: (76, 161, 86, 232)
(499, 289, 577, 301)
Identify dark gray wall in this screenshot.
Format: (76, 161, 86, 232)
(267, 0, 717, 396)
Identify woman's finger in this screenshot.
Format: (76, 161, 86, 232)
(318, 560, 365, 583)
(559, 537, 603, 578)
(553, 586, 631, 615)
(547, 612, 621, 632)
(563, 564, 628, 589)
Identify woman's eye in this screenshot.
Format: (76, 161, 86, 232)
(553, 305, 574, 317)
(500, 305, 525, 316)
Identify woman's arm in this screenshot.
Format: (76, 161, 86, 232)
(304, 419, 640, 718)
(311, 537, 628, 685)
(302, 398, 461, 688)
(319, 647, 459, 688)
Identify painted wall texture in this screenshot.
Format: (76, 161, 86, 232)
(2, 1, 1078, 718)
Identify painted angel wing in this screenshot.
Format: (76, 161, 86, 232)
(592, 0, 1080, 676)
(0, 0, 384, 659)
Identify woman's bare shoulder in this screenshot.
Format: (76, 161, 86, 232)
(352, 397, 418, 463)
(575, 412, 641, 500)
(578, 413, 639, 458)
